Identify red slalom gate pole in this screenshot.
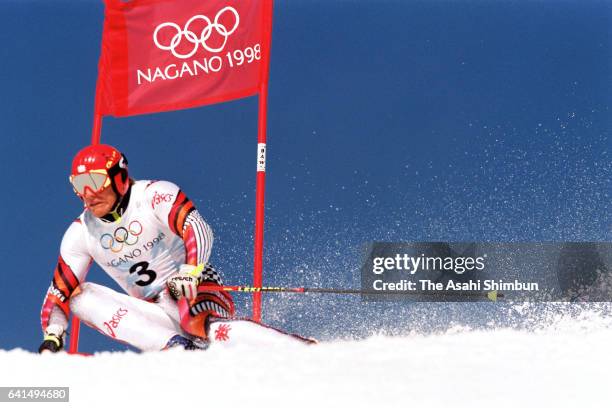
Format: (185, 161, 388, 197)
(68, 90, 104, 354)
(90, 112, 103, 145)
(68, 315, 82, 353)
(252, 0, 274, 322)
(252, 86, 267, 322)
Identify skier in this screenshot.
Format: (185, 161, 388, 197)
(39, 144, 235, 352)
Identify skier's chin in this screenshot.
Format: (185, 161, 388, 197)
(88, 202, 112, 217)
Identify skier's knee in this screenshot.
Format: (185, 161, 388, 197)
(69, 282, 101, 318)
(70, 282, 93, 303)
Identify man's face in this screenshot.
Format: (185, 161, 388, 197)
(82, 185, 117, 217)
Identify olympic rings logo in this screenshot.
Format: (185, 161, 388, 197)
(100, 221, 143, 253)
(153, 7, 240, 59)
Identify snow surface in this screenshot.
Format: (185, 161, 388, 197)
(2, 311, 611, 408)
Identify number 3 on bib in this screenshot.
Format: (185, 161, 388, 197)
(129, 261, 157, 286)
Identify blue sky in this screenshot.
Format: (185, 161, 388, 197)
(0, 0, 609, 352)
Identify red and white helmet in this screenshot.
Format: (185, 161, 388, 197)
(70, 144, 129, 197)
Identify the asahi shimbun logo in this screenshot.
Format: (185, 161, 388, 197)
(137, 6, 262, 85)
(153, 7, 240, 59)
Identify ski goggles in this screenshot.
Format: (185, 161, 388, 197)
(69, 169, 111, 196)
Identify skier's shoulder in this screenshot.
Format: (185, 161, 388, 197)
(66, 213, 86, 232)
(60, 215, 88, 253)
(139, 179, 181, 206)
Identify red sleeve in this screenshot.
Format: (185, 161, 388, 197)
(41, 219, 92, 331)
(40, 256, 87, 330)
(167, 190, 195, 238)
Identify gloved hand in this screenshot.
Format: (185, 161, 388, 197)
(38, 324, 65, 354)
(167, 264, 204, 300)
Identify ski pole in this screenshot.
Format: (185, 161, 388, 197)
(204, 285, 503, 301)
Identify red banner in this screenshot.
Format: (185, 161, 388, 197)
(96, 0, 266, 117)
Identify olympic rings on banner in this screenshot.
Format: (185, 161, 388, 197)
(153, 7, 240, 59)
